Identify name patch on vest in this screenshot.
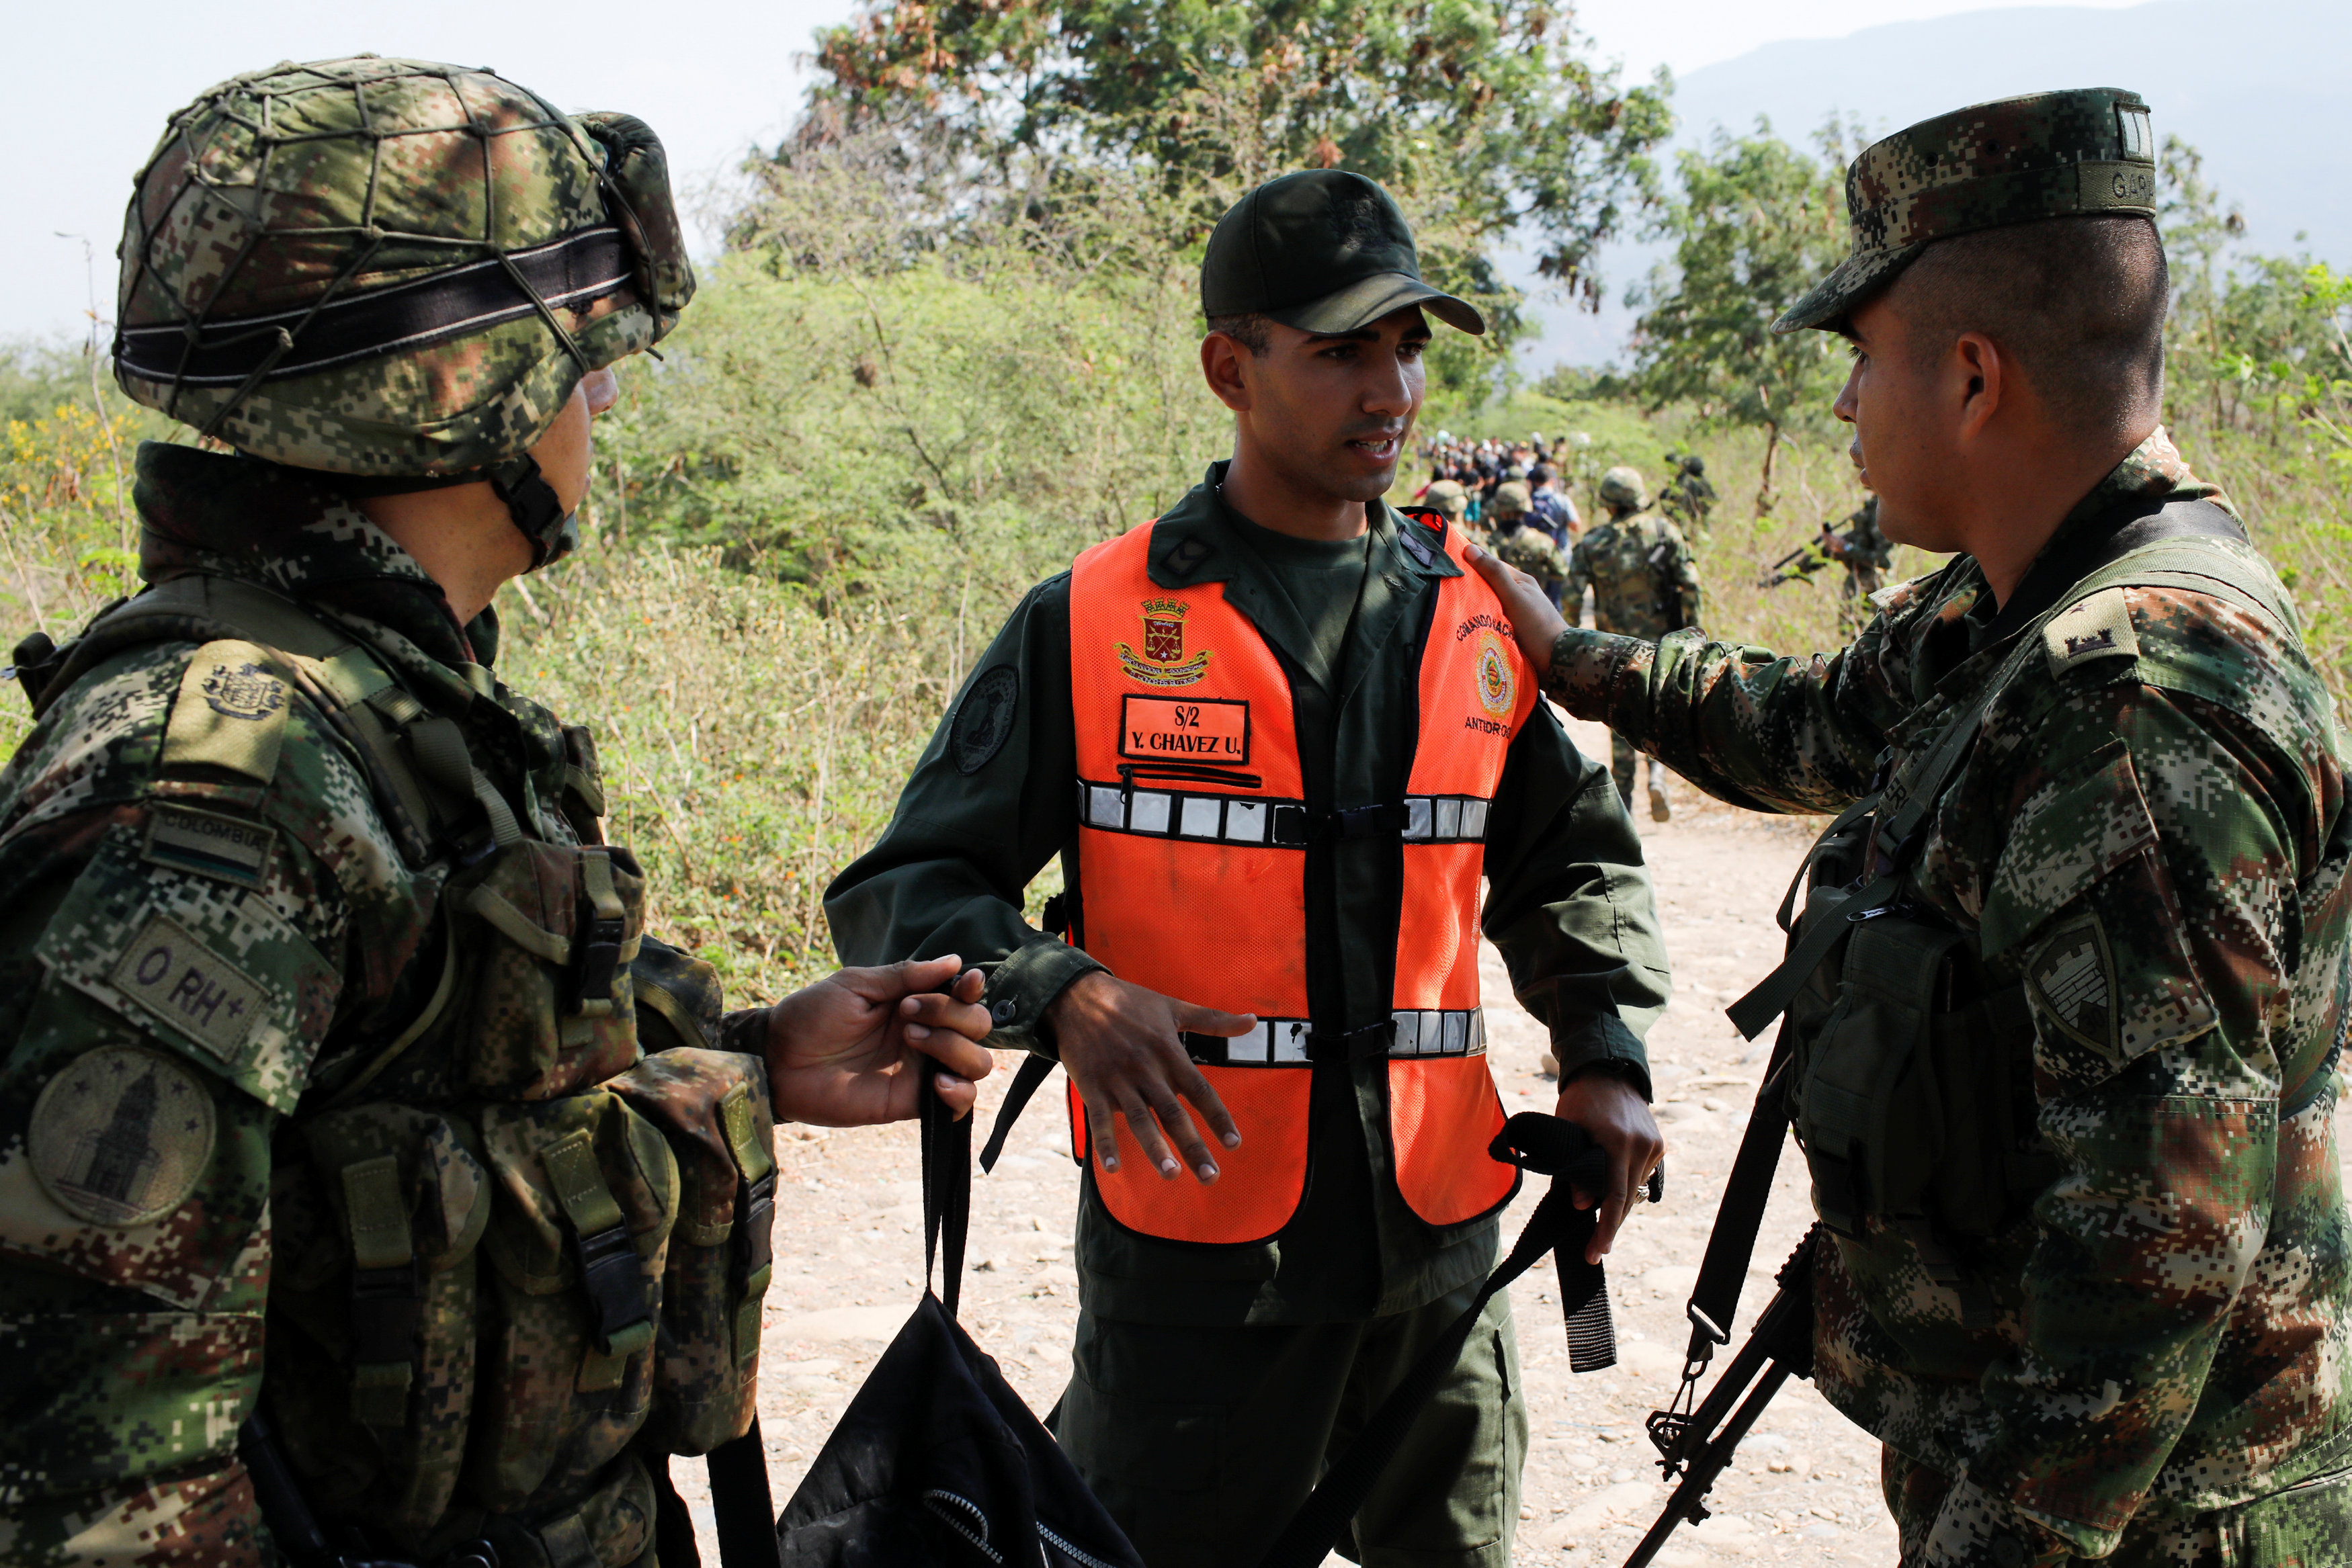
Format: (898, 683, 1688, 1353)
(1121, 695, 1249, 764)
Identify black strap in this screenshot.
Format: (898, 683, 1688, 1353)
(1251, 1114, 1610, 1568)
(1675, 1047, 1798, 1370)
(114, 226, 632, 387)
(921, 1075, 973, 1319)
(980, 1053, 1058, 1174)
(706, 1420, 778, 1568)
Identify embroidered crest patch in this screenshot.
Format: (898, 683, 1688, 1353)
(1116, 597, 1213, 687)
(30, 1046, 216, 1226)
(950, 665, 1020, 775)
(202, 662, 286, 721)
(2027, 914, 2120, 1053)
(1476, 631, 1516, 717)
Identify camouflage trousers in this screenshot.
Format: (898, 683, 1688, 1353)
(1883, 1448, 2352, 1565)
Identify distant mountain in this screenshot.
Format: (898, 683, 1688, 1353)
(1525, 0, 2349, 367)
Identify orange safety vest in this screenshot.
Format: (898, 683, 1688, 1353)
(1064, 512, 1538, 1244)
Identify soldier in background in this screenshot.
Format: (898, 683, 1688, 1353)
(1528, 462, 1580, 548)
(1658, 453, 1718, 533)
(1470, 87, 2352, 1565)
(0, 59, 995, 1564)
(1489, 480, 1571, 609)
(1822, 493, 1894, 600)
(1565, 468, 1701, 822)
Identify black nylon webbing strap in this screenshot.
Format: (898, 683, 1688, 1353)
(705, 1421, 777, 1568)
(980, 1053, 1058, 1174)
(114, 226, 632, 386)
(1252, 1114, 1610, 1568)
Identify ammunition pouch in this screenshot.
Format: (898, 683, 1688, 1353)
(1782, 904, 2057, 1245)
(609, 1047, 778, 1455)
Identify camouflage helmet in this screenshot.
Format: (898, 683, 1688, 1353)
(1491, 480, 1532, 517)
(114, 57, 695, 497)
(1680, 454, 1706, 476)
(1423, 479, 1468, 519)
(1599, 466, 1650, 511)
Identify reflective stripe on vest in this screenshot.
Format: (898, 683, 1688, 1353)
(1065, 516, 1534, 1242)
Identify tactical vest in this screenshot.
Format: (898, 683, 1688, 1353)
(1729, 520, 2321, 1262)
(21, 574, 776, 1568)
(1061, 515, 1534, 1244)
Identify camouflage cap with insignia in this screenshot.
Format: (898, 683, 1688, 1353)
(114, 56, 696, 478)
(1775, 87, 2156, 334)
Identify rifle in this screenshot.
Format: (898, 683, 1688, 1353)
(1624, 1231, 1818, 1568)
(1756, 539, 1832, 589)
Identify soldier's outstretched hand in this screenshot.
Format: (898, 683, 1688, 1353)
(763, 956, 997, 1125)
(1048, 971, 1255, 1184)
(1463, 541, 1570, 677)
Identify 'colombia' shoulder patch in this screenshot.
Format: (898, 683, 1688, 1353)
(143, 804, 277, 889)
(30, 1045, 216, 1227)
(951, 665, 1020, 775)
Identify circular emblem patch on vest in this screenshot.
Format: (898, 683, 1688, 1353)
(29, 1046, 216, 1227)
(951, 665, 1021, 775)
(202, 662, 286, 722)
(1476, 631, 1516, 717)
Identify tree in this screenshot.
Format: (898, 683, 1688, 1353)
(771, 1, 1671, 359)
(1626, 123, 1851, 515)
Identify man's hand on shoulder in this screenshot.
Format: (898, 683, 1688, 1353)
(1464, 541, 1570, 677)
(1555, 1065, 1665, 1265)
(763, 955, 995, 1125)
(1048, 970, 1254, 1184)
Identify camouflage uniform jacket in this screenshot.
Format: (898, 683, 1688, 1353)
(0, 444, 763, 1566)
(1566, 510, 1703, 637)
(1543, 430, 2352, 1555)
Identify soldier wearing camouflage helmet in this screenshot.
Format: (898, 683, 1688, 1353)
(1, 57, 995, 1565)
(1564, 467, 1701, 821)
(1487, 479, 1571, 607)
(1472, 87, 2352, 1564)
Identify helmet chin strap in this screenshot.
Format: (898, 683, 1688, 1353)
(483, 453, 579, 570)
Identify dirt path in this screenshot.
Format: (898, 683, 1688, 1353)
(681, 713, 2352, 1565)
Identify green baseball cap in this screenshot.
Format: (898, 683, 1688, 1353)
(1775, 87, 2156, 334)
(1202, 170, 1486, 337)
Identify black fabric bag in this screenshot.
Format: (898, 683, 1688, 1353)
(775, 1088, 1148, 1568)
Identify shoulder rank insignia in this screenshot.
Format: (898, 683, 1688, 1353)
(2044, 586, 2141, 677)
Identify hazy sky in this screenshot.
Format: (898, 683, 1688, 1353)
(6, 0, 2150, 345)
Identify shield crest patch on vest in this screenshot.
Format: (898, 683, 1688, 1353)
(2026, 914, 2120, 1055)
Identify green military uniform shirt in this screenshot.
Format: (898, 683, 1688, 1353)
(825, 462, 1671, 1326)
(1541, 429, 2352, 1557)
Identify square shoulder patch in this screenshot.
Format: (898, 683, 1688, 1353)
(36, 823, 335, 1115)
(2043, 586, 2141, 677)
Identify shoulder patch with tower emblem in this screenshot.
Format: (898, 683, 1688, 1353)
(28, 1046, 216, 1227)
